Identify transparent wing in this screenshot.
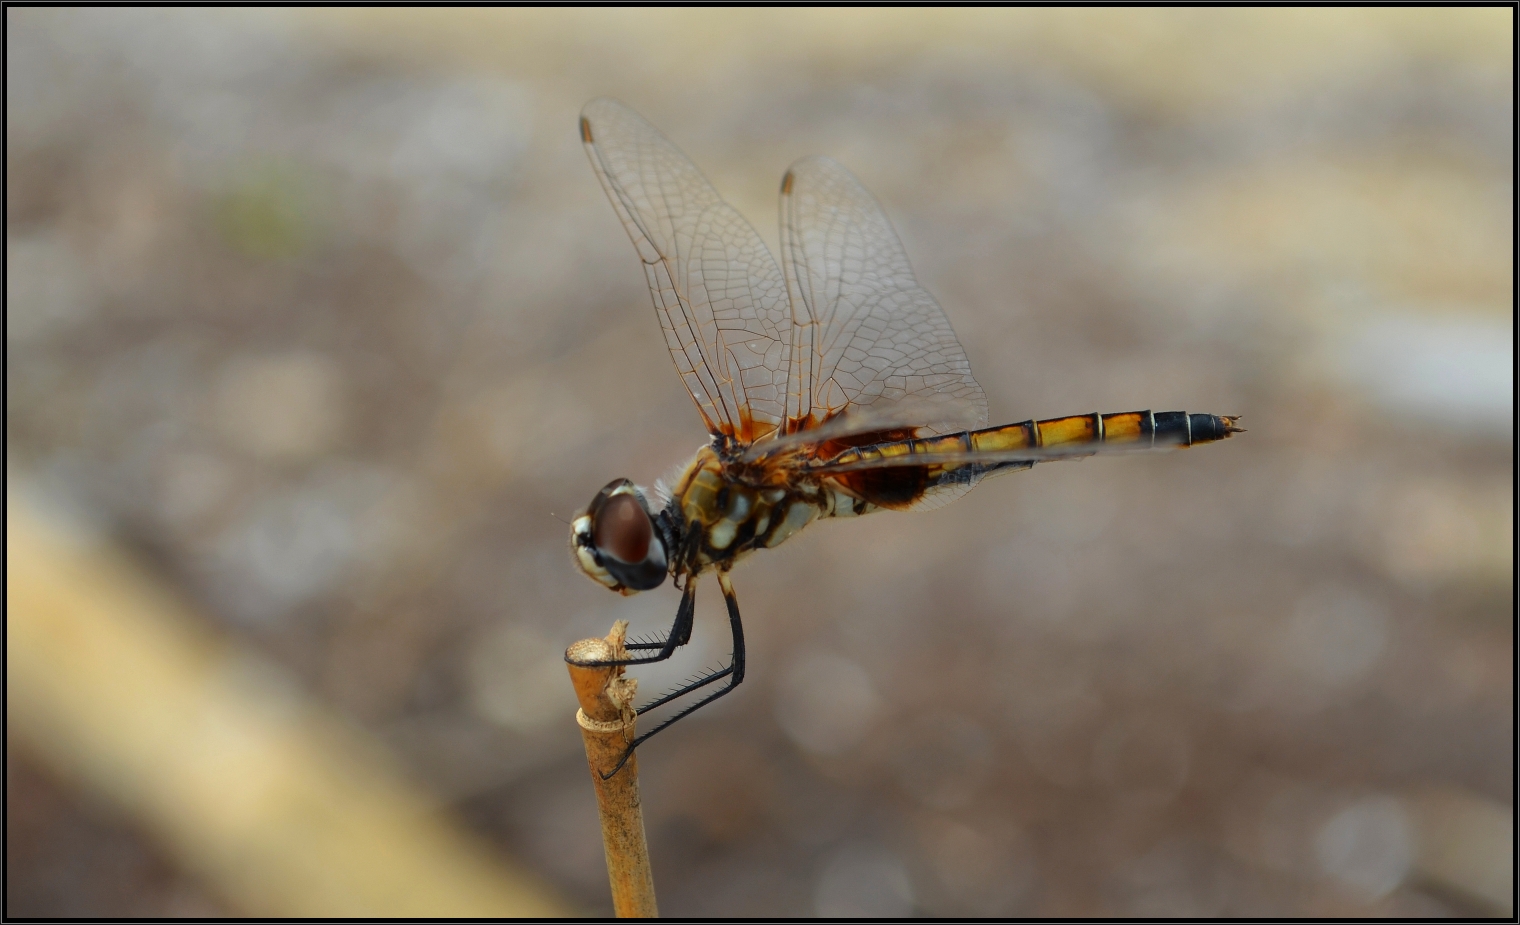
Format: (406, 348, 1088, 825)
(581, 98, 791, 444)
(778, 155, 987, 438)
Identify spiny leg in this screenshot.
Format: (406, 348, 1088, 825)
(568, 579, 697, 670)
(634, 661, 730, 717)
(601, 570, 747, 779)
(624, 582, 695, 653)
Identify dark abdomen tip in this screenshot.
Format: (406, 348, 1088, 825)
(1151, 411, 1242, 446)
(1189, 413, 1243, 443)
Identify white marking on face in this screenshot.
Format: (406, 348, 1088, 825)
(571, 513, 620, 590)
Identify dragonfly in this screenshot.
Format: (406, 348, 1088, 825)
(568, 98, 1241, 775)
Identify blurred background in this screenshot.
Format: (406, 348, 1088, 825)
(7, 8, 1512, 917)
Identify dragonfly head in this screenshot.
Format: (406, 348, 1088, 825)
(571, 478, 668, 595)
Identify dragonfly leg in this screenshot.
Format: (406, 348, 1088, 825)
(600, 570, 746, 779)
(624, 585, 695, 652)
(568, 580, 697, 669)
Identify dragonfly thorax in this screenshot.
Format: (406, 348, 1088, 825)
(663, 444, 872, 574)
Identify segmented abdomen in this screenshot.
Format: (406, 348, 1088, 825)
(964, 409, 1239, 454)
(823, 410, 1241, 510)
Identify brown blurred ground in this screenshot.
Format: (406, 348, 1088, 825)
(6, 8, 1512, 917)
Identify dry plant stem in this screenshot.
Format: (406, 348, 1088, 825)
(566, 620, 658, 918)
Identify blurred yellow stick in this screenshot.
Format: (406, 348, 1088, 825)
(565, 622, 658, 918)
(6, 486, 570, 917)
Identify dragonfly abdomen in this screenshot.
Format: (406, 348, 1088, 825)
(825, 409, 1242, 474)
(966, 409, 1242, 454)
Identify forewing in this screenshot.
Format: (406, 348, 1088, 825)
(779, 155, 987, 438)
(581, 99, 791, 443)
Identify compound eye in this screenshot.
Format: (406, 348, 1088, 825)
(594, 493, 651, 564)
